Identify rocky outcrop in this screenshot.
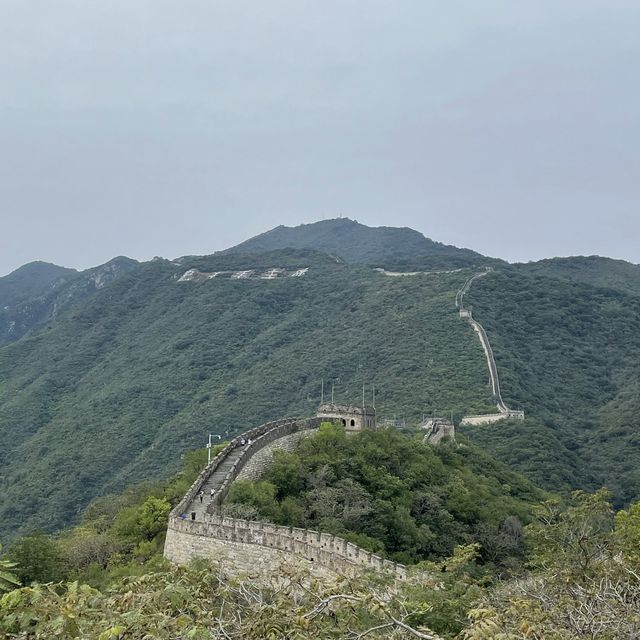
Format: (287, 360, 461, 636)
(0, 257, 138, 345)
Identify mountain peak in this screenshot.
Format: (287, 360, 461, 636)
(0, 261, 77, 309)
(225, 218, 484, 266)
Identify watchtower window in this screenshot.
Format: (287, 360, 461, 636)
(350, 419, 355, 426)
(342, 419, 346, 426)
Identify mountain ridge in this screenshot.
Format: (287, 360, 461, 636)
(223, 217, 487, 266)
(3, 220, 640, 539)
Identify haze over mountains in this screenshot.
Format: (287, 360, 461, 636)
(1, 218, 640, 540)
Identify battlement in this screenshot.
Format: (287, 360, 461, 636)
(165, 415, 405, 580)
(165, 513, 405, 580)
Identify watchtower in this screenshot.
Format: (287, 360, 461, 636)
(316, 403, 376, 433)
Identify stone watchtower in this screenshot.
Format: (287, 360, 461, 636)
(316, 403, 376, 433)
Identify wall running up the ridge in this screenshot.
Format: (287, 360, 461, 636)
(457, 269, 524, 424)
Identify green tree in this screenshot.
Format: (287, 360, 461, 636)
(527, 489, 614, 579)
(113, 497, 171, 542)
(614, 500, 640, 567)
(464, 491, 640, 640)
(0, 545, 20, 593)
(8, 532, 67, 584)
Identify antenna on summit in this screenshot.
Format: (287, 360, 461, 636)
(321, 378, 324, 404)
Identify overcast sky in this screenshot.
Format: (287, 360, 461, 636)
(1, 1, 638, 275)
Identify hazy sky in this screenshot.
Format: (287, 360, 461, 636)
(1, 1, 639, 275)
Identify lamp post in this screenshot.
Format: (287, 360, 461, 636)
(207, 433, 222, 466)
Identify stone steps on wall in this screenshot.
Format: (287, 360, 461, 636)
(165, 416, 408, 580)
(186, 447, 245, 519)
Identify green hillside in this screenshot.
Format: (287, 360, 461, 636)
(0, 261, 76, 308)
(519, 256, 640, 297)
(0, 250, 493, 541)
(4, 220, 640, 542)
(224, 217, 485, 265)
(0, 257, 138, 346)
(462, 268, 640, 505)
(0, 430, 552, 640)
(228, 423, 544, 566)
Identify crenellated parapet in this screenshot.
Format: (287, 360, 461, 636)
(165, 512, 406, 580)
(165, 415, 406, 579)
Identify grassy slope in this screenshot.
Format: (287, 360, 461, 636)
(0, 251, 493, 540)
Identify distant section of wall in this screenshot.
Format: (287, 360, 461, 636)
(456, 269, 525, 424)
(422, 417, 455, 443)
(460, 414, 507, 426)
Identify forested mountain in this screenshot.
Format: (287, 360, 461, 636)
(2, 219, 640, 543)
(0, 261, 76, 308)
(462, 268, 640, 505)
(225, 217, 485, 265)
(0, 256, 138, 346)
(518, 255, 640, 297)
(0, 249, 493, 540)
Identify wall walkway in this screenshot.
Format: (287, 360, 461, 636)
(164, 417, 407, 579)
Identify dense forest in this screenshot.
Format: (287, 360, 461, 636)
(462, 267, 640, 505)
(0, 250, 494, 540)
(3, 219, 640, 541)
(226, 424, 543, 567)
(224, 217, 485, 265)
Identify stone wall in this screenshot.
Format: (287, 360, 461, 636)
(170, 418, 306, 517)
(456, 268, 525, 423)
(211, 418, 323, 509)
(316, 404, 376, 432)
(164, 525, 336, 580)
(236, 430, 317, 482)
(165, 416, 407, 580)
(165, 514, 406, 580)
(460, 413, 509, 426)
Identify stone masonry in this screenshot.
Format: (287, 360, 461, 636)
(164, 416, 406, 580)
(236, 430, 316, 482)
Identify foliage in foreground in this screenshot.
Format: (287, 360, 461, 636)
(1, 446, 218, 591)
(0, 545, 20, 593)
(3, 454, 640, 639)
(0, 548, 484, 640)
(3, 491, 640, 639)
(464, 490, 640, 639)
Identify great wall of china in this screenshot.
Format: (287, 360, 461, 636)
(164, 416, 407, 579)
(456, 269, 524, 425)
(164, 267, 522, 577)
(378, 266, 524, 425)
